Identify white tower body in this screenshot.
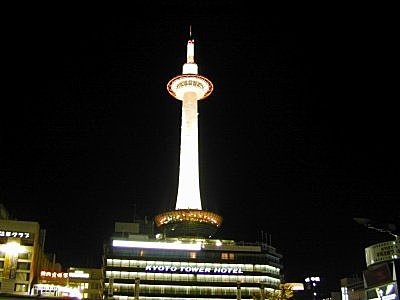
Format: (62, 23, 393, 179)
(155, 32, 221, 238)
(167, 38, 213, 210)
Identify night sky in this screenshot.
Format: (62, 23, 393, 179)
(2, 6, 399, 292)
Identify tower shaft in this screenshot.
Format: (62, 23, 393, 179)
(176, 91, 201, 210)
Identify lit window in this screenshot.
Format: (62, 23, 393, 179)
(189, 252, 197, 259)
(221, 252, 235, 260)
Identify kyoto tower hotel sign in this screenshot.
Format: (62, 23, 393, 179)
(154, 30, 222, 238)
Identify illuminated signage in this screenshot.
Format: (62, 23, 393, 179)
(365, 240, 400, 266)
(69, 270, 90, 278)
(0, 231, 30, 239)
(145, 265, 243, 274)
(32, 284, 82, 299)
(366, 282, 397, 300)
(40, 270, 69, 279)
(113, 239, 202, 251)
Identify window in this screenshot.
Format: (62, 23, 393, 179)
(15, 283, 28, 292)
(16, 272, 30, 281)
(221, 252, 235, 260)
(17, 262, 30, 270)
(18, 252, 31, 259)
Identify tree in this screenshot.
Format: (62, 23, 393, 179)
(264, 283, 294, 300)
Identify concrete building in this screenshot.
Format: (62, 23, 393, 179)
(362, 239, 399, 300)
(67, 267, 104, 299)
(0, 216, 48, 295)
(103, 221, 282, 299)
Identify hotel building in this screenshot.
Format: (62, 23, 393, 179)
(103, 221, 282, 299)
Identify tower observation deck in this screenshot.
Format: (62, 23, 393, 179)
(154, 31, 223, 238)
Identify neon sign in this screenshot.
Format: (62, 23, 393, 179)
(0, 231, 30, 239)
(40, 270, 69, 279)
(145, 265, 243, 274)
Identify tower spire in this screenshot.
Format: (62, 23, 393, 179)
(183, 26, 197, 73)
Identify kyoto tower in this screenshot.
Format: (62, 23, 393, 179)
(154, 29, 223, 238)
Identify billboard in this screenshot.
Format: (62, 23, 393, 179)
(365, 240, 400, 267)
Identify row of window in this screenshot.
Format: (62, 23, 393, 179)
(112, 283, 270, 297)
(0, 271, 30, 281)
(0, 251, 32, 259)
(0, 261, 31, 270)
(176, 79, 205, 90)
(0, 282, 29, 293)
(106, 271, 279, 285)
(113, 296, 250, 300)
(111, 247, 281, 266)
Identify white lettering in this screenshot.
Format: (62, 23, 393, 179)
(145, 265, 244, 274)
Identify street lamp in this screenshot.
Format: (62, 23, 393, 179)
(353, 217, 399, 239)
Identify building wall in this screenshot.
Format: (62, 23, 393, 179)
(103, 222, 283, 300)
(68, 267, 104, 300)
(0, 219, 42, 295)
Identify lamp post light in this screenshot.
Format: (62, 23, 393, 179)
(305, 276, 320, 300)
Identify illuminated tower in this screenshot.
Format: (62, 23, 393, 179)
(154, 30, 223, 238)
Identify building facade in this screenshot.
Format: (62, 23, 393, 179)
(68, 267, 104, 300)
(103, 221, 283, 299)
(363, 239, 399, 300)
(338, 238, 400, 300)
(0, 218, 46, 295)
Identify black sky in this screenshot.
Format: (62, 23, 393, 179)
(2, 6, 399, 291)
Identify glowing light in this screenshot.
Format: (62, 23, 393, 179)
(112, 239, 202, 251)
(305, 276, 320, 282)
(154, 209, 222, 227)
(290, 283, 304, 290)
(32, 284, 82, 299)
(0, 241, 25, 254)
(69, 270, 90, 278)
(386, 284, 394, 294)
